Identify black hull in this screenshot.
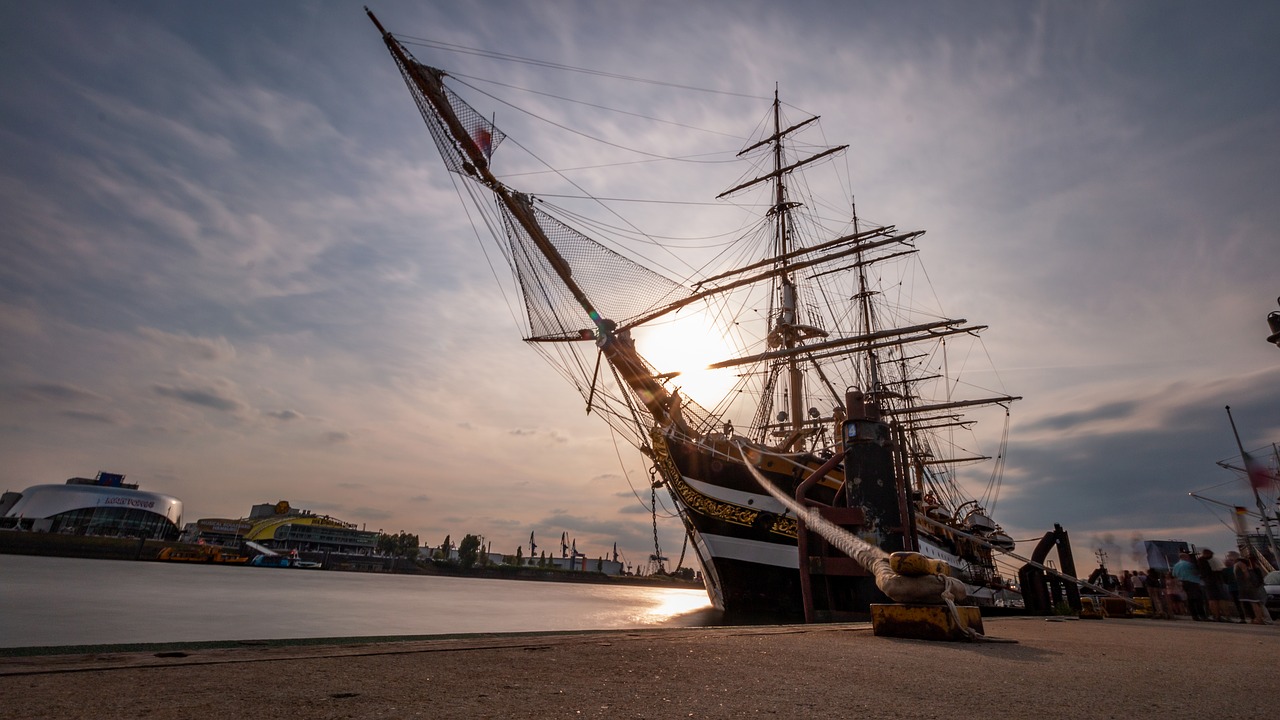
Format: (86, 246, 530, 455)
(654, 430, 1002, 618)
(653, 431, 903, 618)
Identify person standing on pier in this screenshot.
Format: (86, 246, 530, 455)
(1172, 551, 1209, 621)
(1233, 555, 1272, 625)
(1196, 549, 1233, 622)
(1144, 568, 1171, 619)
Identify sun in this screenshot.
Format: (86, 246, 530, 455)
(631, 310, 741, 409)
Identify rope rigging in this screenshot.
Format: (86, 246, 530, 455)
(394, 34, 771, 100)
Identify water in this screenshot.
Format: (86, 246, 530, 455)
(0, 555, 714, 648)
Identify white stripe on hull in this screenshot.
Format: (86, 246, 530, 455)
(689, 530, 725, 610)
(917, 535, 980, 575)
(916, 536, 962, 567)
(699, 532, 798, 570)
(683, 476, 787, 515)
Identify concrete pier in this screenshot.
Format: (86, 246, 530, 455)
(1, 617, 1274, 719)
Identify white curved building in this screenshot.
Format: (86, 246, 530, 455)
(2, 472, 182, 539)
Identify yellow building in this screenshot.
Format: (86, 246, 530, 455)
(193, 500, 378, 553)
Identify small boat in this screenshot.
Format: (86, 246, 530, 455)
(157, 545, 248, 564)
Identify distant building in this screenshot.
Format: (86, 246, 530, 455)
(0, 471, 182, 540)
(515, 555, 624, 575)
(418, 547, 622, 574)
(191, 499, 378, 553)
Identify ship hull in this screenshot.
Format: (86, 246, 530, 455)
(656, 432, 1001, 617)
(655, 432, 893, 617)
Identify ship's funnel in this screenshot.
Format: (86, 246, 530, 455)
(845, 389, 865, 418)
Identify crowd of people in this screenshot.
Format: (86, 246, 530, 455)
(1112, 549, 1275, 624)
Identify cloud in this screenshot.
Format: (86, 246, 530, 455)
(1000, 366, 1280, 541)
(321, 431, 351, 445)
(20, 382, 106, 403)
(1022, 401, 1139, 433)
(267, 409, 302, 421)
(59, 410, 117, 425)
(537, 510, 657, 551)
(350, 507, 395, 522)
(137, 327, 235, 363)
(294, 499, 345, 514)
(152, 383, 243, 413)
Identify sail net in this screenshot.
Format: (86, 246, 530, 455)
(502, 204, 694, 342)
(398, 59, 507, 174)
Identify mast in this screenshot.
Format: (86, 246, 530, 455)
(369, 12, 593, 322)
(770, 90, 806, 444)
(368, 10, 677, 428)
(851, 199, 883, 399)
(1226, 405, 1280, 562)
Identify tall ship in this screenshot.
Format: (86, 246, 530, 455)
(370, 11, 1021, 619)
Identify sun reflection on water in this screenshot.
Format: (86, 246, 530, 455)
(633, 588, 715, 625)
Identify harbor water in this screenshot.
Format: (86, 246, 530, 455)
(0, 554, 714, 648)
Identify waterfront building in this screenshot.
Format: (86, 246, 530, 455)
(0, 471, 182, 539)
(421, 547, 623, 575)
(191, 500, 378, 554)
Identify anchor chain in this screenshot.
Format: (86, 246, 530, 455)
(650, 483, 665, 574)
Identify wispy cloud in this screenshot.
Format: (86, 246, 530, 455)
(20, 382, 106, 403)
(321, 431, 351, 445)
(152, 383, 243, 413)
(59, 410, 117, 425)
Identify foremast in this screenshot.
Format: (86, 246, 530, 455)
(368, 10, 679, 429)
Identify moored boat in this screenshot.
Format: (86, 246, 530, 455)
(158, 545, 249, 564)
(369, 11, 1022, 619)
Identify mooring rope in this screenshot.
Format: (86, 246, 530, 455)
(732, 440, 1010, 642)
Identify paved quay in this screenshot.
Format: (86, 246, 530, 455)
(1, 617, 1274, 719)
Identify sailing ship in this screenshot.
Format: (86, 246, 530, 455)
(369, 11, 1021, 619)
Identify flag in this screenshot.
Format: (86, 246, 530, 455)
(1233, 507, 1249, 537)
(472, 128, 492, 158)
(1243, 450, 1277, 491)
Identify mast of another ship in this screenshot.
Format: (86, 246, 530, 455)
(1227, 405, 1280, 563)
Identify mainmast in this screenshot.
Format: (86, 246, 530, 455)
(771, 90, 806, 444)
(715, 90, 847, 450)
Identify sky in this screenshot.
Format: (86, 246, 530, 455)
(2, 1, 1278, 576)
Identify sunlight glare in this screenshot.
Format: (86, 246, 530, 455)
(633, 588, 714, 625)
(632, 311, 740, 408)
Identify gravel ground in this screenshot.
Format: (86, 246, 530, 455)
(1, 617, 1274, 719)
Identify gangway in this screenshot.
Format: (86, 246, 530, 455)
(244, 541, 279, 556)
